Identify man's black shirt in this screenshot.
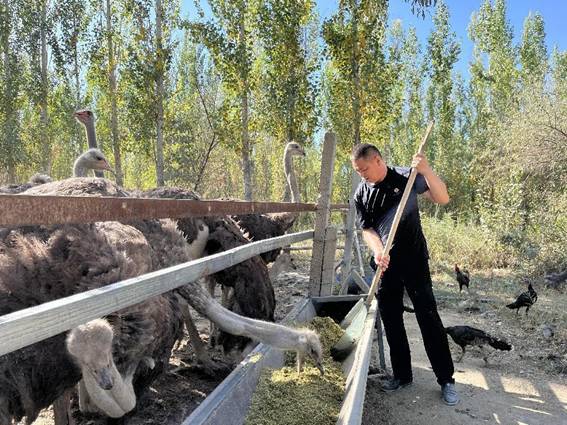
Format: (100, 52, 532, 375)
(354, 166, 429, 259)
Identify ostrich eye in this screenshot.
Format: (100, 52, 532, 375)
(95, 156, 103, 161)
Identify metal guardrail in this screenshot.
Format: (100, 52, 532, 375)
(0, 194, 348, 227)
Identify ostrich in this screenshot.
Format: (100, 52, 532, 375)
(0, 177, 322, 422)
(2, 177, 204, 421)
(73, 109, 233, 361)
(139, 187, 276, 354)
(268, 251, 297, 281)
(232, 141, 305, 263)
(25, 178, 217, 371)
(0, 219, 156, 424)
(0, 147, 112, 195)
(73, 148, 114, 177)
(0, 174, 52, 194)
(177, 283, 324, 375)
(0, 226, 322, 422)
(74, 109, 104, 178)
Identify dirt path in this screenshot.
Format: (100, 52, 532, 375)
(362, 310, 567, 425)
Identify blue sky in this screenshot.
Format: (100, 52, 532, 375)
(181, 0, 566, 79)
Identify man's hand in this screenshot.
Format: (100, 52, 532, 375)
(411, 153, 432, 175)
(412, 152, 450, 205)
(374, 252, 390, 271)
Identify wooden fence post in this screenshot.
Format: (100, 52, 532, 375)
(338, 171, 360, 292)
(309, 132, 337, 296)
(320, 226, 338, 296)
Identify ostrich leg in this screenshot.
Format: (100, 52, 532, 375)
(53, 388, 76, 425)
(177, 295, 229, 376)
(456, 346, 466, 363)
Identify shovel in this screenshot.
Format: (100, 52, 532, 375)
(331, 121, 435, 361)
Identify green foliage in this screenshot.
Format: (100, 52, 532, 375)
(0, 0, 564, 276)
(422, 215, 511, 269)
(519, 12, 547, 83)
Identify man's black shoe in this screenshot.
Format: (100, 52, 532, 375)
(380, 378, 413, 393)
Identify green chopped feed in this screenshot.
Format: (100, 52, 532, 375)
(244, 317, 346, 425)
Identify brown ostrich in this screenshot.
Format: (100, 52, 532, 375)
(139, 187, 276, 353)
(0, 177, 322, 423)
(231, 141, 305, 263)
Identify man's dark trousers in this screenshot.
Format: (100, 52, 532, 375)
(376, 252, 454, 385)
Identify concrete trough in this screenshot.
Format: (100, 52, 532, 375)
(183, 295, 378, 425)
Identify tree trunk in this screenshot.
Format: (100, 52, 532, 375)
(106, 0, 123, 186)
(39, 0, 50, 174)
(239, 18, 253, 201)
(154, 0, 165, 187)
(351, 0, 361, 146)
(2, 0, 16, 182)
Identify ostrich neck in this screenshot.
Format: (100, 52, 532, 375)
(85, 121, 98, 149)
(73, 160, 86, 177)
(81, 358, 136, 418)
(82, 120, 105, 178)
(186, 281, 305, 351)
(284, 151, 300, 203)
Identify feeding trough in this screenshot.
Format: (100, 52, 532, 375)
(183, 294, 378, 425)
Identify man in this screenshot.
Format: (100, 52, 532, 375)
(351, 143, 459, 406)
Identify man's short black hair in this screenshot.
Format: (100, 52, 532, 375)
(351, 143, 382, 161)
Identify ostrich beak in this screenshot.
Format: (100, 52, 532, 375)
(96, 366, 115, 390)
(99, 161, 115, 175)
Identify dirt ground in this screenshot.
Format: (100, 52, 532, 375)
(363, 311, 567, 425)
(28, 251, 567, 425)
(363, 266, 567, 425)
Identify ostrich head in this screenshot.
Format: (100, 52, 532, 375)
(286, 141, 305, 157)
(73, 148, 114, 177)
(74, 109, 94, 126)
(67, 319, 115, 390)
(298, 329, 324, 375)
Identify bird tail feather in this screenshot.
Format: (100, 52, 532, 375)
(489, 338, 512, 351)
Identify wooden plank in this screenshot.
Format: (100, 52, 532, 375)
(0, 194, 317, 227)
(289, 245, 344, 251)
(330, 203, 349, 210)
(0, 230, 313, 357)
(320, 226, 338, 296)
(336, 299, 377, 425)
(309, 132, 337, 296)
(351, 271, 370, 293)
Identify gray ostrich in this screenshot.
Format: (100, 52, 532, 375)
(231, 141, 306, 263)
(0, 147, 112, 194)
(0, 174, 52, 194)
(74, 109, 104, 178)
(0, 177, 323, 423)
(73, 148, 114, 177)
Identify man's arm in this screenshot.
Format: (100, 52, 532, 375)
(362, 228, 390, 271)
(412, 153, 450, 205)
